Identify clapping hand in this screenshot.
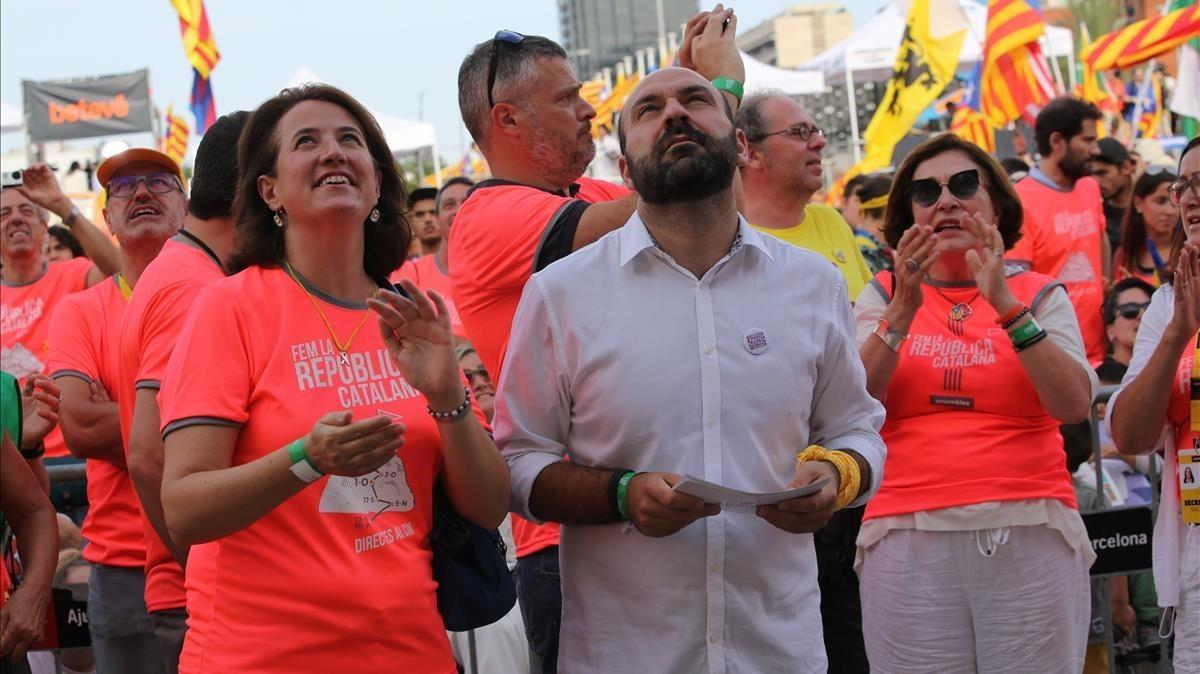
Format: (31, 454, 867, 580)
(962, 211, 1018, 312)
(368, 279, 463, 411)
(20, 375, 59, 449)
(1171, 243, 1200, 338)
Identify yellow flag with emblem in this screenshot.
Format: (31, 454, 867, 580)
(857, 0, 967, 176)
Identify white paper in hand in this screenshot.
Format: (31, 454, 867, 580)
(672, 475, 832, 513)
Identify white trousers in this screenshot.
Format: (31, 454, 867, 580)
(1175, 525, 1200, 674)
(859, 525, 1090, 673)
(447, 601, 531, 674)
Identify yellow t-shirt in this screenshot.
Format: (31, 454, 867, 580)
(750, 204, 873, 301)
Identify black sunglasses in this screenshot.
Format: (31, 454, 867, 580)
(1115, 301, 1150, 320)
(910, 169, 981, 207)
(486, 30, 526, 108)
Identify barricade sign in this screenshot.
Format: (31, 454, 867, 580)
(1082, 504, 1154, 577)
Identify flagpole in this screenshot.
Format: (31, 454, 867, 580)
(1040, 35, 1065, 92)
(845, 52, 862, 164)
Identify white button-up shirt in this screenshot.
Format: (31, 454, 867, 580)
(494, 213, 887, 674)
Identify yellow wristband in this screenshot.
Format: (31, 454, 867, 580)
(795, 444, 861, 510)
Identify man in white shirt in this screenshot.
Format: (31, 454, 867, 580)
(494, 67, 887, 673)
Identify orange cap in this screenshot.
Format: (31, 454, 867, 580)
(96, 148, 183, 187)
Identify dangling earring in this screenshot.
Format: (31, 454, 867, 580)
(369, 207, 381, 223)
(273, 210, 285, 228)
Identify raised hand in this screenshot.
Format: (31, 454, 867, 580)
(16, 164, 70, 216)
(888, 224, 939, 323)
(20, 375, 59, 449)
(962, 211, 1017, 312)
(755, 460, 839, 534)
(678, 4, 745, 84)
(1170, 243, 1200, 339)
(301, 411, 405, 477)
(368, 279, 464, 411)
(626, 472, 720, 537)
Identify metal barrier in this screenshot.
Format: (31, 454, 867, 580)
(46, 461, 87, 482)
(1085, 385, 1170, 672)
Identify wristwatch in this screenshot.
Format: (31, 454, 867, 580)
(873, 318, 908, 352)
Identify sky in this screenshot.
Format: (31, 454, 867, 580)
(0, 0, 888, 162)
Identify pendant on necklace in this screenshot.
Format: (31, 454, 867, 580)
(339, 351, 351, 366)
(949, 303, 974, 323)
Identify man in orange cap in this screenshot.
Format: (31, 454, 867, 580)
(47, 146, 184, 674)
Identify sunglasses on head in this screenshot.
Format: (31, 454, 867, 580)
(1115, 301, 1150, 320)
(486, 30, 526, 108)
(910, 169, 981, 207)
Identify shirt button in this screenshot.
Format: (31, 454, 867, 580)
(706, 417, 717, 428)
(710, 562, 721, 572)
(703, 345, 714, 355)
(709, 633, 721, 644)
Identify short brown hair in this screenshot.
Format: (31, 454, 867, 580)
(229, 84, 410, 279)
(883, 134, 1023, 251)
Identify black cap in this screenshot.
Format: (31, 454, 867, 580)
(1096, 137, 1130, 165)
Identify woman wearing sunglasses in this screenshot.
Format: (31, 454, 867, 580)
(1113, 167, 1181, 286)
(852, 134, 1098, 671)
(1109, 135, 1200, 672)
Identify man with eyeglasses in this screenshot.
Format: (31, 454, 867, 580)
(2, 164, 121, 470)
(47, 147, 184, 674)
(450, 8, 745, 671)
(736, 92, 873, 302)
(735, 91, 876, 674)
(1006, 97, 1109, 367)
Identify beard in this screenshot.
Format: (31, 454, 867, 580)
(1059, 150, 1093, 182)
(627, 120, 737, 205)
(528, 117, 596, 188)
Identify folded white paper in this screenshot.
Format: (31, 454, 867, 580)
(672, 475, 832, 513)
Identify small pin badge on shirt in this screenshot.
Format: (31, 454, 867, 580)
(744, 328, 768, 355)
(834, 250, 847, 263)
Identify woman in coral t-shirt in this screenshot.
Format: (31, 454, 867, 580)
(853, 135, 1098, 671)
(157, 85, 509, 674)
(1109, 135, 1200, 673)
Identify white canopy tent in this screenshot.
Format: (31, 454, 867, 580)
(1, 101, 23, 134)
(799, 0, 1076, 82)
(284, 67, 442, 183)
(742, 50, 826, 96)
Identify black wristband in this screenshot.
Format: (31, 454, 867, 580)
(20, 441, 45, 459)
(607, 468, 631, 521)
(1014, 329, 1048, 352)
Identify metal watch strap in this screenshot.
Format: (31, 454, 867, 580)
(873, 319, 906, 352)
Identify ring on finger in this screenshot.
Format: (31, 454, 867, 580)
(904, 257, 920, 273)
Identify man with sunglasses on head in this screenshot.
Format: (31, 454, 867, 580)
(46, 147, 184, 674)
(1006, 97, 1109, 367)
(451, 8, 745, 671)
(736, 92, 873, 302)
(2, 165, 121, 471)
(734, 90, 875, 674)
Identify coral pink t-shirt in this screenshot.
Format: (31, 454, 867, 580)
(2, 257, 93, 457)
(47, 277, 147, 568)
(159, 266, 475, 673)
(117, 236, 223, 612)
(1009, 174, 1106, 366)
(391, 254, 466, 338)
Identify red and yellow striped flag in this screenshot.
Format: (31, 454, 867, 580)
(162, 107, 190, 165)
(169, 0, 219, 78)
(1082, 4, 1200, 71)
(951, 106, 996, 153)
(980, 0, 1056, 127)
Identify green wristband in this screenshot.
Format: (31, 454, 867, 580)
(1007, 316, 1041, 345)
(616, 471, 636, 521)
(286, 438, 323, 476)
(710, 77, 744, 103)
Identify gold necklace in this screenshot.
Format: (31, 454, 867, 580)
(284, 262, 375, 366)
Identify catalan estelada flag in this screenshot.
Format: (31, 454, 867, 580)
(162, 106, 190, 165)
(1081, 4, 1200, 71)
(980, 0, 1056, 127)
(170, 0, 220, 133)
(952, 63, 996, 153)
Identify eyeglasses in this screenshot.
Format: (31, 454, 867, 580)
(486, 30, 526, 108)
(462, 366, 491, 383)
(752, 124, 823, 144)
(910, 169, 981, 208)
(1115, 301, 1150, 320)
(1169, 173, 1200, 206)
(107, 173, 181, 199)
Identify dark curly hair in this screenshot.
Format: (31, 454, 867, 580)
(228, 84, 409, 279)
(883, 133, 1023, 251)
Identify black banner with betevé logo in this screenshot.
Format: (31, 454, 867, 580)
(22, 69, 153, 142)
(1082, 505, 1154, 577)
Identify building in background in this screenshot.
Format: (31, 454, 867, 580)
(558, 0, 698, 77)
(737, 3, 854, 69)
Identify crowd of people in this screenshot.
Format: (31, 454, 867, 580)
(1, 5, 1198, 673)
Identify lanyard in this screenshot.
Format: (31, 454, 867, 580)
(116, 273, 133, 301)
(1191, 331, 1200, 435)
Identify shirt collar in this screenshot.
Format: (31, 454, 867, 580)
(468, 178, 581, 198)
(1027, 165, 1071, 192)
(617, 211, 774, 267)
